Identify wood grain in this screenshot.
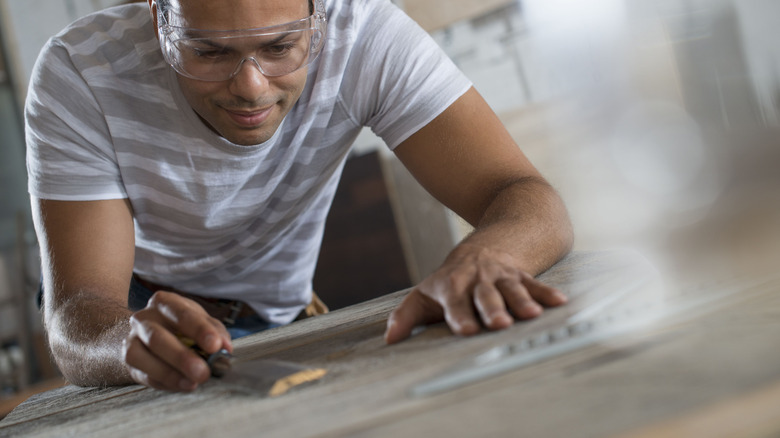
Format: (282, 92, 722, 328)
(2, 251, 778, 438)
(614, 379, 780, 438)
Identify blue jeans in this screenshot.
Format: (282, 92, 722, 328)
(127, 276, 279, 339)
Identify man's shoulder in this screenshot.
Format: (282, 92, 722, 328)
(41, 3, 162, 83)
(326, 0, 391, 24)
(57, 4, 148, 39)
(50, 3, 154, 57)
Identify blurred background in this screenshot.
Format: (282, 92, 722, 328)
(1, 0, 778, 418)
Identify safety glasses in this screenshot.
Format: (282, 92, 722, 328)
(157, 1, 326, 81)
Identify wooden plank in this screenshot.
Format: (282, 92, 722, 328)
(333, 281, 780, 437)
(403, 0, 515, 32)
(6, 251, 776, 438)
(0, 378, 66, 420)
(0, 250, 662, 436)
(614, 379, 780, 438)
(0, 385, 145, 426)
(380, 152, 460, 284)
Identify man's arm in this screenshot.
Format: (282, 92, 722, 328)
(384, 87, 574, 343)
(32, 198, 231, 390)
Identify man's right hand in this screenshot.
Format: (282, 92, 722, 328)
(122, 291, 233, 392)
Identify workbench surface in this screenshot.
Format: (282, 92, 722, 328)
(2, 250, 779, 438)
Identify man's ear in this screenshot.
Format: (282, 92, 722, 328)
(148, 0, 160, 40)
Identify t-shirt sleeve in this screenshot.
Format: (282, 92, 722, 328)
(340, 0, 473, 149)
(25, 38, 127, 201)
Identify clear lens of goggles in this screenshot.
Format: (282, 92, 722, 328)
(159, 11, 326, 81)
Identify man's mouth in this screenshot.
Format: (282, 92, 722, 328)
(224, 106, 274, 127)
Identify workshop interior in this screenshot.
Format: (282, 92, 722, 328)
(1, 0, 779, 423)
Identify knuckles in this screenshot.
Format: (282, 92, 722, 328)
(426, 254, 522, 301)
(144, 290, 190, 316)
(128, 367, 149, 387)
(146, 290, 175, 307)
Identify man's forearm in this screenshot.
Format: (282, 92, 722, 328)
(44, 290, 134, 387)
(459, 176, 573, 276)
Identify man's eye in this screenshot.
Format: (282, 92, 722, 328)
(265, 42, 295, 57)
(192, 48, 229, 59)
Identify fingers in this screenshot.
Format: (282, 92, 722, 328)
(441, 289, 481, 337)
(499, 278, 543, 320)
(385, 290, 442, 344)
(123, 336, 200, 392)
(149, 292, 232, 355)
(520, 271, 568, 307)
(384, 245, 570, 345)
(479, 273, 567, 324)
(135, 317, 210, 379)
(474, 282, 514, 330)
(123, 291, 233, 391)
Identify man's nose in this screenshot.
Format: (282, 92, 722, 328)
(228, 58, 270, 100)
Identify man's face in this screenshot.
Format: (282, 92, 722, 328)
(160, 0, 311, 146)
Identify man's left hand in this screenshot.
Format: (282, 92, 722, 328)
(384, 243, 567, 344)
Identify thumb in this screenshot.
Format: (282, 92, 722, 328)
(384, 289, 443, 344)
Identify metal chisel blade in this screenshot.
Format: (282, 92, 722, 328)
(215, 358, 327, 397)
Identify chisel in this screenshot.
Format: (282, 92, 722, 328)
(180, 336, 327, 396)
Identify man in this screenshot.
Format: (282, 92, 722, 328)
(26, 0, 573, 392)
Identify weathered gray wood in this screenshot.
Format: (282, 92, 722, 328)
(345, 282, 780, 438)
(2, 251, 777, 438)
(0, 385, 144, 426)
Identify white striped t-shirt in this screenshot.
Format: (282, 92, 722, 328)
(25, 0, 472, 324)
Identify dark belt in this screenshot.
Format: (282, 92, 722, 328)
(133, 275, 329, 325)
(133, 275, 258, 325)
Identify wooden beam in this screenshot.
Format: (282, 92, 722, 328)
(403, 0, 515, 32)
(0, 378, 66, 420)
(615, 379, 780, 438)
